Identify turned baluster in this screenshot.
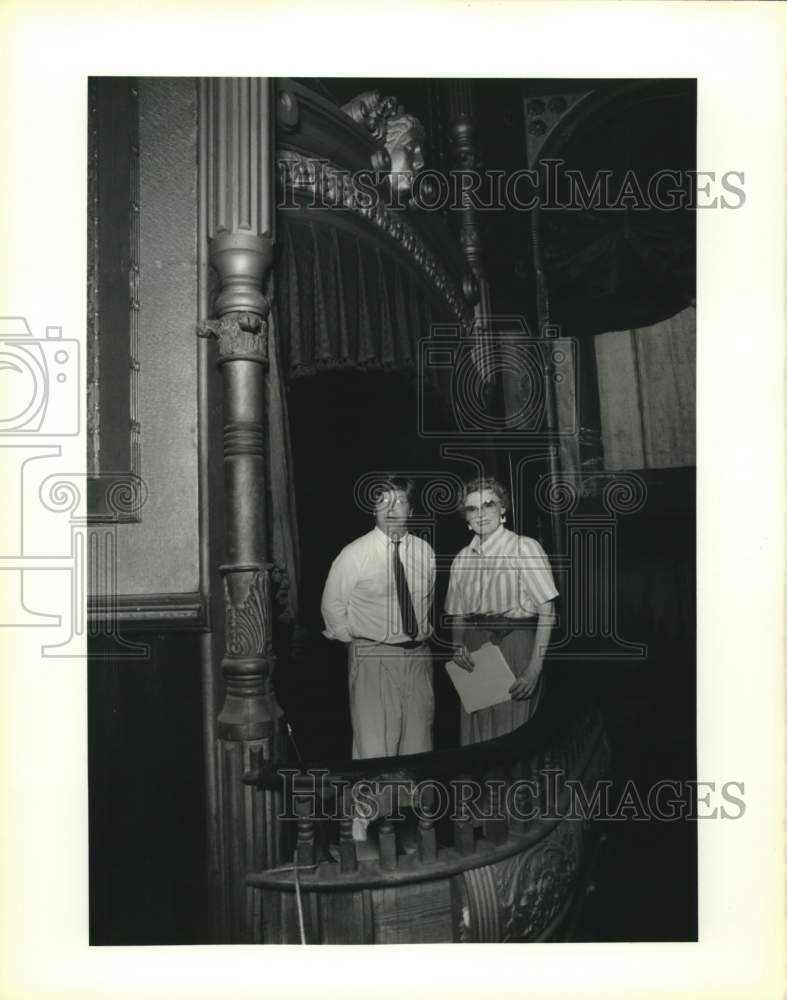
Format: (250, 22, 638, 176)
(293, 791, 316, 868)
(338, 784, 357, 873)
(452, 775, 475, 856)
(530, 759, 543, 824)
(510, 775, 535, 835)
(378, 819, 397, 871)
(416, 783, 437, 864)
(542, 749, 561, 815)
(484, 770, 508, 845)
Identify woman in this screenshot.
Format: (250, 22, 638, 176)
(445, 477, 558, 745)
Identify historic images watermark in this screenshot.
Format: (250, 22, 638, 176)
(277, 770, 746, 824)
(277, 157, 745, 213)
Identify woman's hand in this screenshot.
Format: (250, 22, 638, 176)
(452, 644, 476, 673)
(509, 663, 541, 700)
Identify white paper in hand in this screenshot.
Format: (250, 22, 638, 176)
(445, 642, 517, 713)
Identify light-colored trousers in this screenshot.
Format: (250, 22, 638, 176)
(348, 639, 434, 759)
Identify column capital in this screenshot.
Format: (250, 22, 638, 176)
(198, 311, 268, 364)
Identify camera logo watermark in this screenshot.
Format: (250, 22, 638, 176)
(417, 317, 578, 443)
(0, 318, 80, 436)
(0, 315, 147, 657)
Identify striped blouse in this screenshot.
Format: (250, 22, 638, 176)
(444, 526, 558, 619)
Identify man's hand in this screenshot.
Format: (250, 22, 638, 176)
(452, 645, 475, 673)
(509, 663, 541, 701)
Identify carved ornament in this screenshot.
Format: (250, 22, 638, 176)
(223, 566, 273, 660)
(198, 311, 269, 364)
(491, 821, 581, 941)
(341, 89, 401, 145)
(341, 91, 426, 201)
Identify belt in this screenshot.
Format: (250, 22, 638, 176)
(355, 637, 425, 650)
(463, 614, 537, 628)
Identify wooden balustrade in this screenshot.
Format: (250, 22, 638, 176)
(244, 691, 611, 943)
(246, 696, 608, 943)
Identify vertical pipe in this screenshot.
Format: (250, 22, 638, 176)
(197, 77, 221, 942)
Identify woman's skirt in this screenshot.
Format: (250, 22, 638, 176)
(455, 616, 544, 746)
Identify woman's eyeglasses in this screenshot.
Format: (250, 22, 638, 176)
(462, 499, 500, 516)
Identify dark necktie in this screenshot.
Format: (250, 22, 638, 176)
(392, 539, 418, 639)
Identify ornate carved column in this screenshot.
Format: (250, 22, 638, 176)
(199, 77, 286, 943)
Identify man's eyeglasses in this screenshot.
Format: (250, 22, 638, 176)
(375, 493, 410, 508)
(462, 500, 500, 516)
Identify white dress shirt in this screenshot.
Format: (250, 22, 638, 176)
(321, 527, 435, 643)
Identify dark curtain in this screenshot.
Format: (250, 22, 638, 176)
(277, 216, 453, 378)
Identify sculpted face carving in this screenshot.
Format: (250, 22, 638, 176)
(385, 115, 426, 200)
(386, 114, 426, 200)
(341, 92, 426, 203)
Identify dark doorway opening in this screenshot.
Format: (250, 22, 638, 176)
(277, 369, 467, 761)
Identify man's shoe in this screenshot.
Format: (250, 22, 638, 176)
(326, 836, 380, 864)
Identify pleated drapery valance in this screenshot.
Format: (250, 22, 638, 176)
(277, 216, 456, 380)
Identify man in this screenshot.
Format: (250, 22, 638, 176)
(321, 475, 436, 762)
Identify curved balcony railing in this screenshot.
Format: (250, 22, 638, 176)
(244, 685, 610, 943)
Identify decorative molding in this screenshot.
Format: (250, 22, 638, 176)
(278, 152, 472, 327)
(87, 591, 208, 631)
(276, 79, 383, 173)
